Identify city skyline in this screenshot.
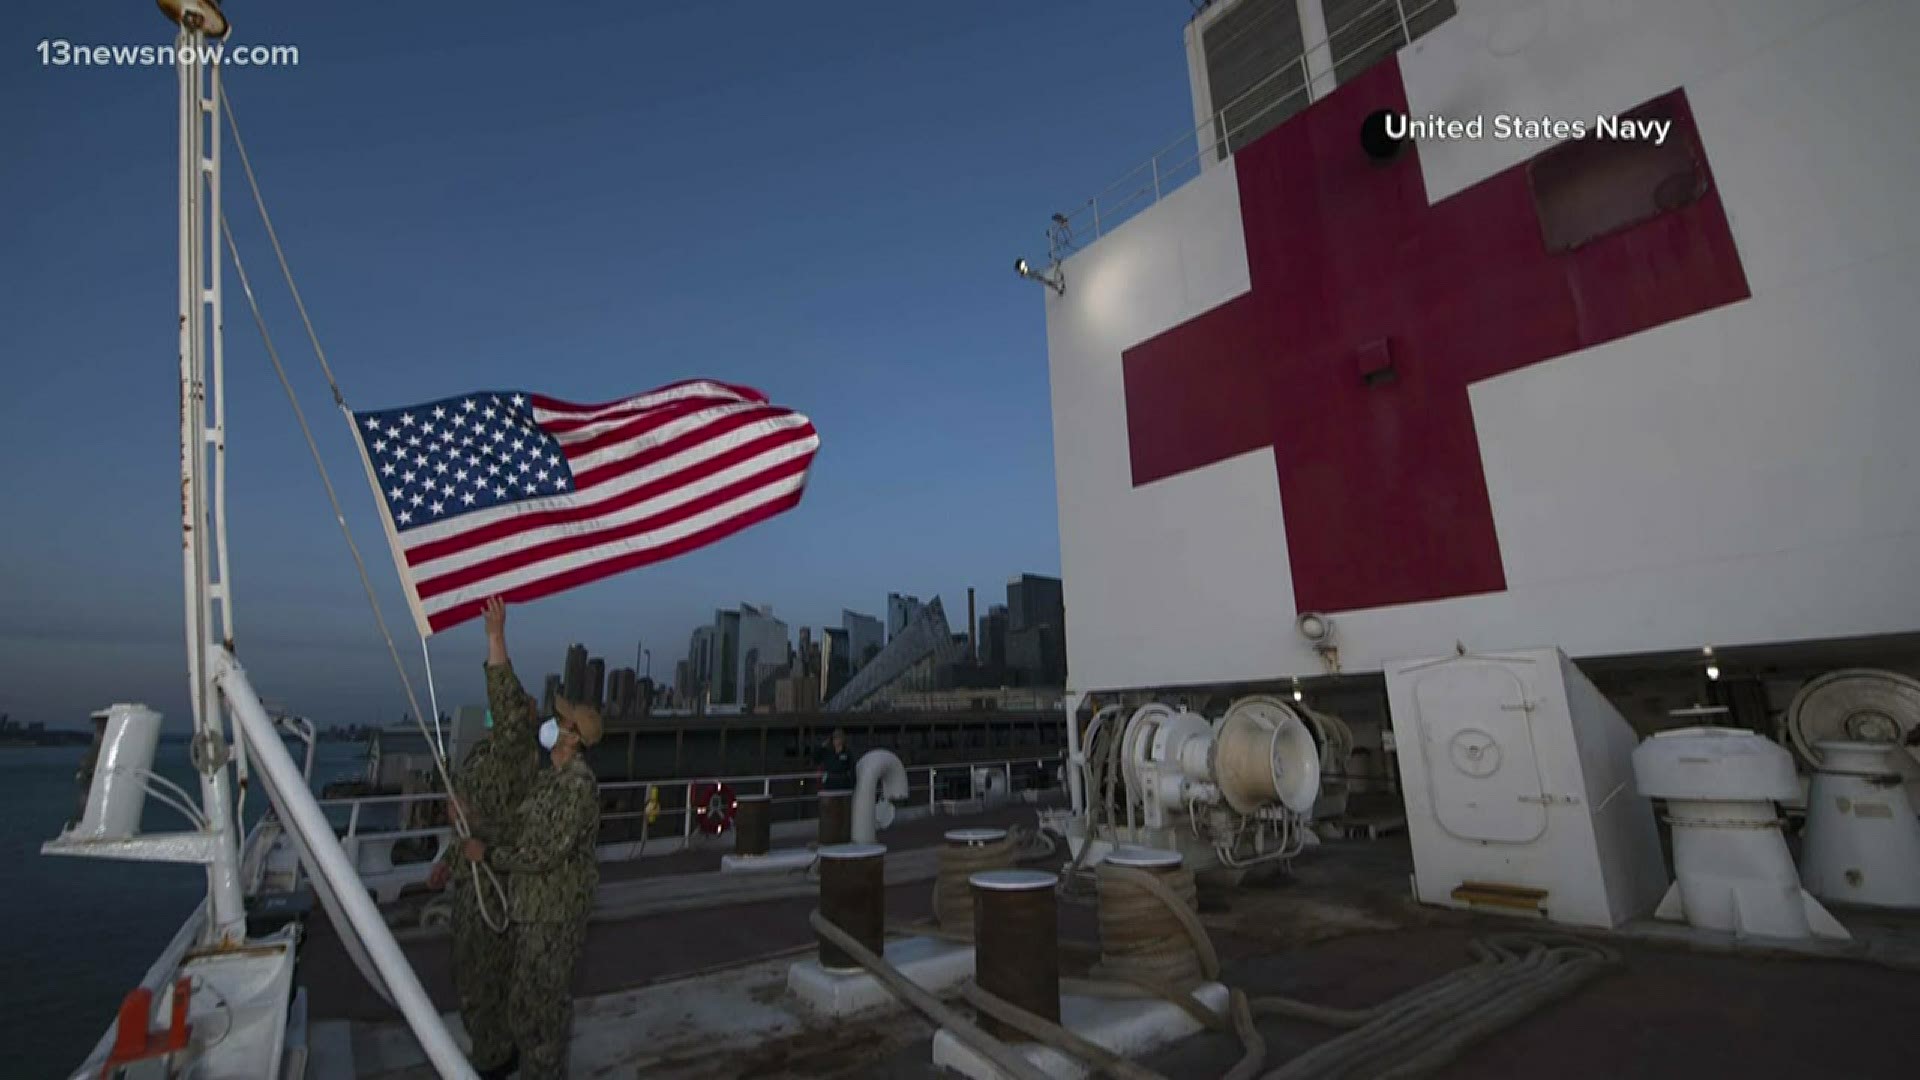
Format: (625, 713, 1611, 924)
(543, 569, 1065, 718)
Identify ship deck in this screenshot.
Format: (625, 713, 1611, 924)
(310, 802, 1920, 1079)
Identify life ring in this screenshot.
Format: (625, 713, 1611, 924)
(692, 782, 736, 835)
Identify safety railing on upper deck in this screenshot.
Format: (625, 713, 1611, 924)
(1046, 0, 1453, 262)
(315, 751, 1065, 899)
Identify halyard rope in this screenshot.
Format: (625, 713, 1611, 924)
(218, 85, 510, 933)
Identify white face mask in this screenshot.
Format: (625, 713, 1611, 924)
(538, 718, 560, 750)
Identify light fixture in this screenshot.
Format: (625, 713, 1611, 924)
(1703, 645, 1720, 682)
(1291, 677, 1304, 703)
(1014, 256, 1065, 296)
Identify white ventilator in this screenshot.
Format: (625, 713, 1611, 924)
(1798, 741, 1920, 909)
(69, 705, 165, 841)
(1633, 727, 1849, 941)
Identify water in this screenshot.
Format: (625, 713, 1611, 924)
(0, 739, 368, 1079)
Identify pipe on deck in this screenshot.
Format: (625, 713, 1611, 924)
(852, 748, 909, 844)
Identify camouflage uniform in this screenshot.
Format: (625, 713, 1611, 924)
(489, 752, 600, 1080)
(438, 662, 540, 1072)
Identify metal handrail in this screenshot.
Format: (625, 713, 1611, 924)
(320, 752, 1066, 855)
(1047, 0, 1451, 257)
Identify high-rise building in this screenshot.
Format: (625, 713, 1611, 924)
(686, 603, 791, 710)
(585, 658, 606, 709)
(886, 592, 925, 642)
(843, 610, 884, 672)
(821, 626, 852, 701)
(1006, 573, 1064, 634)
(979, 604, 1010, 678)
(562, 643, 589, 702)
(797, 627, 815, 676)
(683, 625, 718, 705)
(1005, 574, 1067, 687)
(606, 667, 636, 720)
(541, 674, 562, 715)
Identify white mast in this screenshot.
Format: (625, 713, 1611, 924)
(168, 0, 246, 945)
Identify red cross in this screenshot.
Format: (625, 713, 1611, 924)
(1122, 58, 1749, 615)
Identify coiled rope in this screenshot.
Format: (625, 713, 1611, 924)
(218, 85, 509, 933)
(932, 832, 1021, 937)
(1093, 862, 1210, 992)
(1089, 862, 1620, 1078)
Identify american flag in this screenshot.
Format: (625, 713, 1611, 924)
(349, 380, 819, 636)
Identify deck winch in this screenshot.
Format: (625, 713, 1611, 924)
(1074, 697, 1324, 873)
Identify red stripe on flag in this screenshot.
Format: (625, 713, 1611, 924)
(402, 424, 818, 565)
(422, 487, 807, 633)
(553, 399, 786, 457)
(413, 453, 816, 601)
(566, 410, 807, 492)
(530, 380, 767, 419)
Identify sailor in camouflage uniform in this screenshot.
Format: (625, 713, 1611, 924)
(429, 596, 539, 1079)
(464, 691, 603, 1080)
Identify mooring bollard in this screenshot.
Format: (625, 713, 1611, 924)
(818, 788, 853, 846)
(734, 794, 771, 857)
(817, 842, 886, 973)
(971, 868, 1061, 1036)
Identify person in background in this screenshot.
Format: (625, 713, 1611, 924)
(428, 596, 539, 1080)
(816, 726, 855, 791)
(463, 694, 603, 1080)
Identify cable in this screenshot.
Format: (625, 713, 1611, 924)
(141, 784, 210, 830)
(136, 769, 210, 823)
(217, 168, 507, 933)
(852, 846, 1618, 1080)
(807, 909, 1053, 1080)
(217, 85, 513, 931)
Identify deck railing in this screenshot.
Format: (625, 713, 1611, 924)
(314, 751, 1065, 900)
(1046, 0, 1453, 260)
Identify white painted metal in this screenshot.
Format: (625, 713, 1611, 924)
(852, 749, 909, 844)
(786, 937, 975, 1018)
(1102, 846, 1182, 869)
(1064, 690, 1090, 814)
(73, 704, 164, 840)
(1043, 0, 1920, 698)
(1798, 741, 1920, 909)
(1787, 669, 1920, 811)
(1386, 648, 1667, 928)
(1213, 695, 1322, 815)
(214, 650, 478, 1079)
(932, 982, 1230, 1080)
(947, 828, 1010, 845)
(970, 869, 1058, 891)
(1633, 726, 1848, 941)
(173, 17, 249, 947)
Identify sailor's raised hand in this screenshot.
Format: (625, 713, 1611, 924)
(483, 596, 507, 637)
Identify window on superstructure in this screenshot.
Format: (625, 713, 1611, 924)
(1204, 0, 1309, 160)
(1325, 0, 1458, 86)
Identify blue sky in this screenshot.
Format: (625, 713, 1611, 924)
(0, 1, 1197, 729)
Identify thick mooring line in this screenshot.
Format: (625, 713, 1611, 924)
(972, 868, 1061, 1037)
